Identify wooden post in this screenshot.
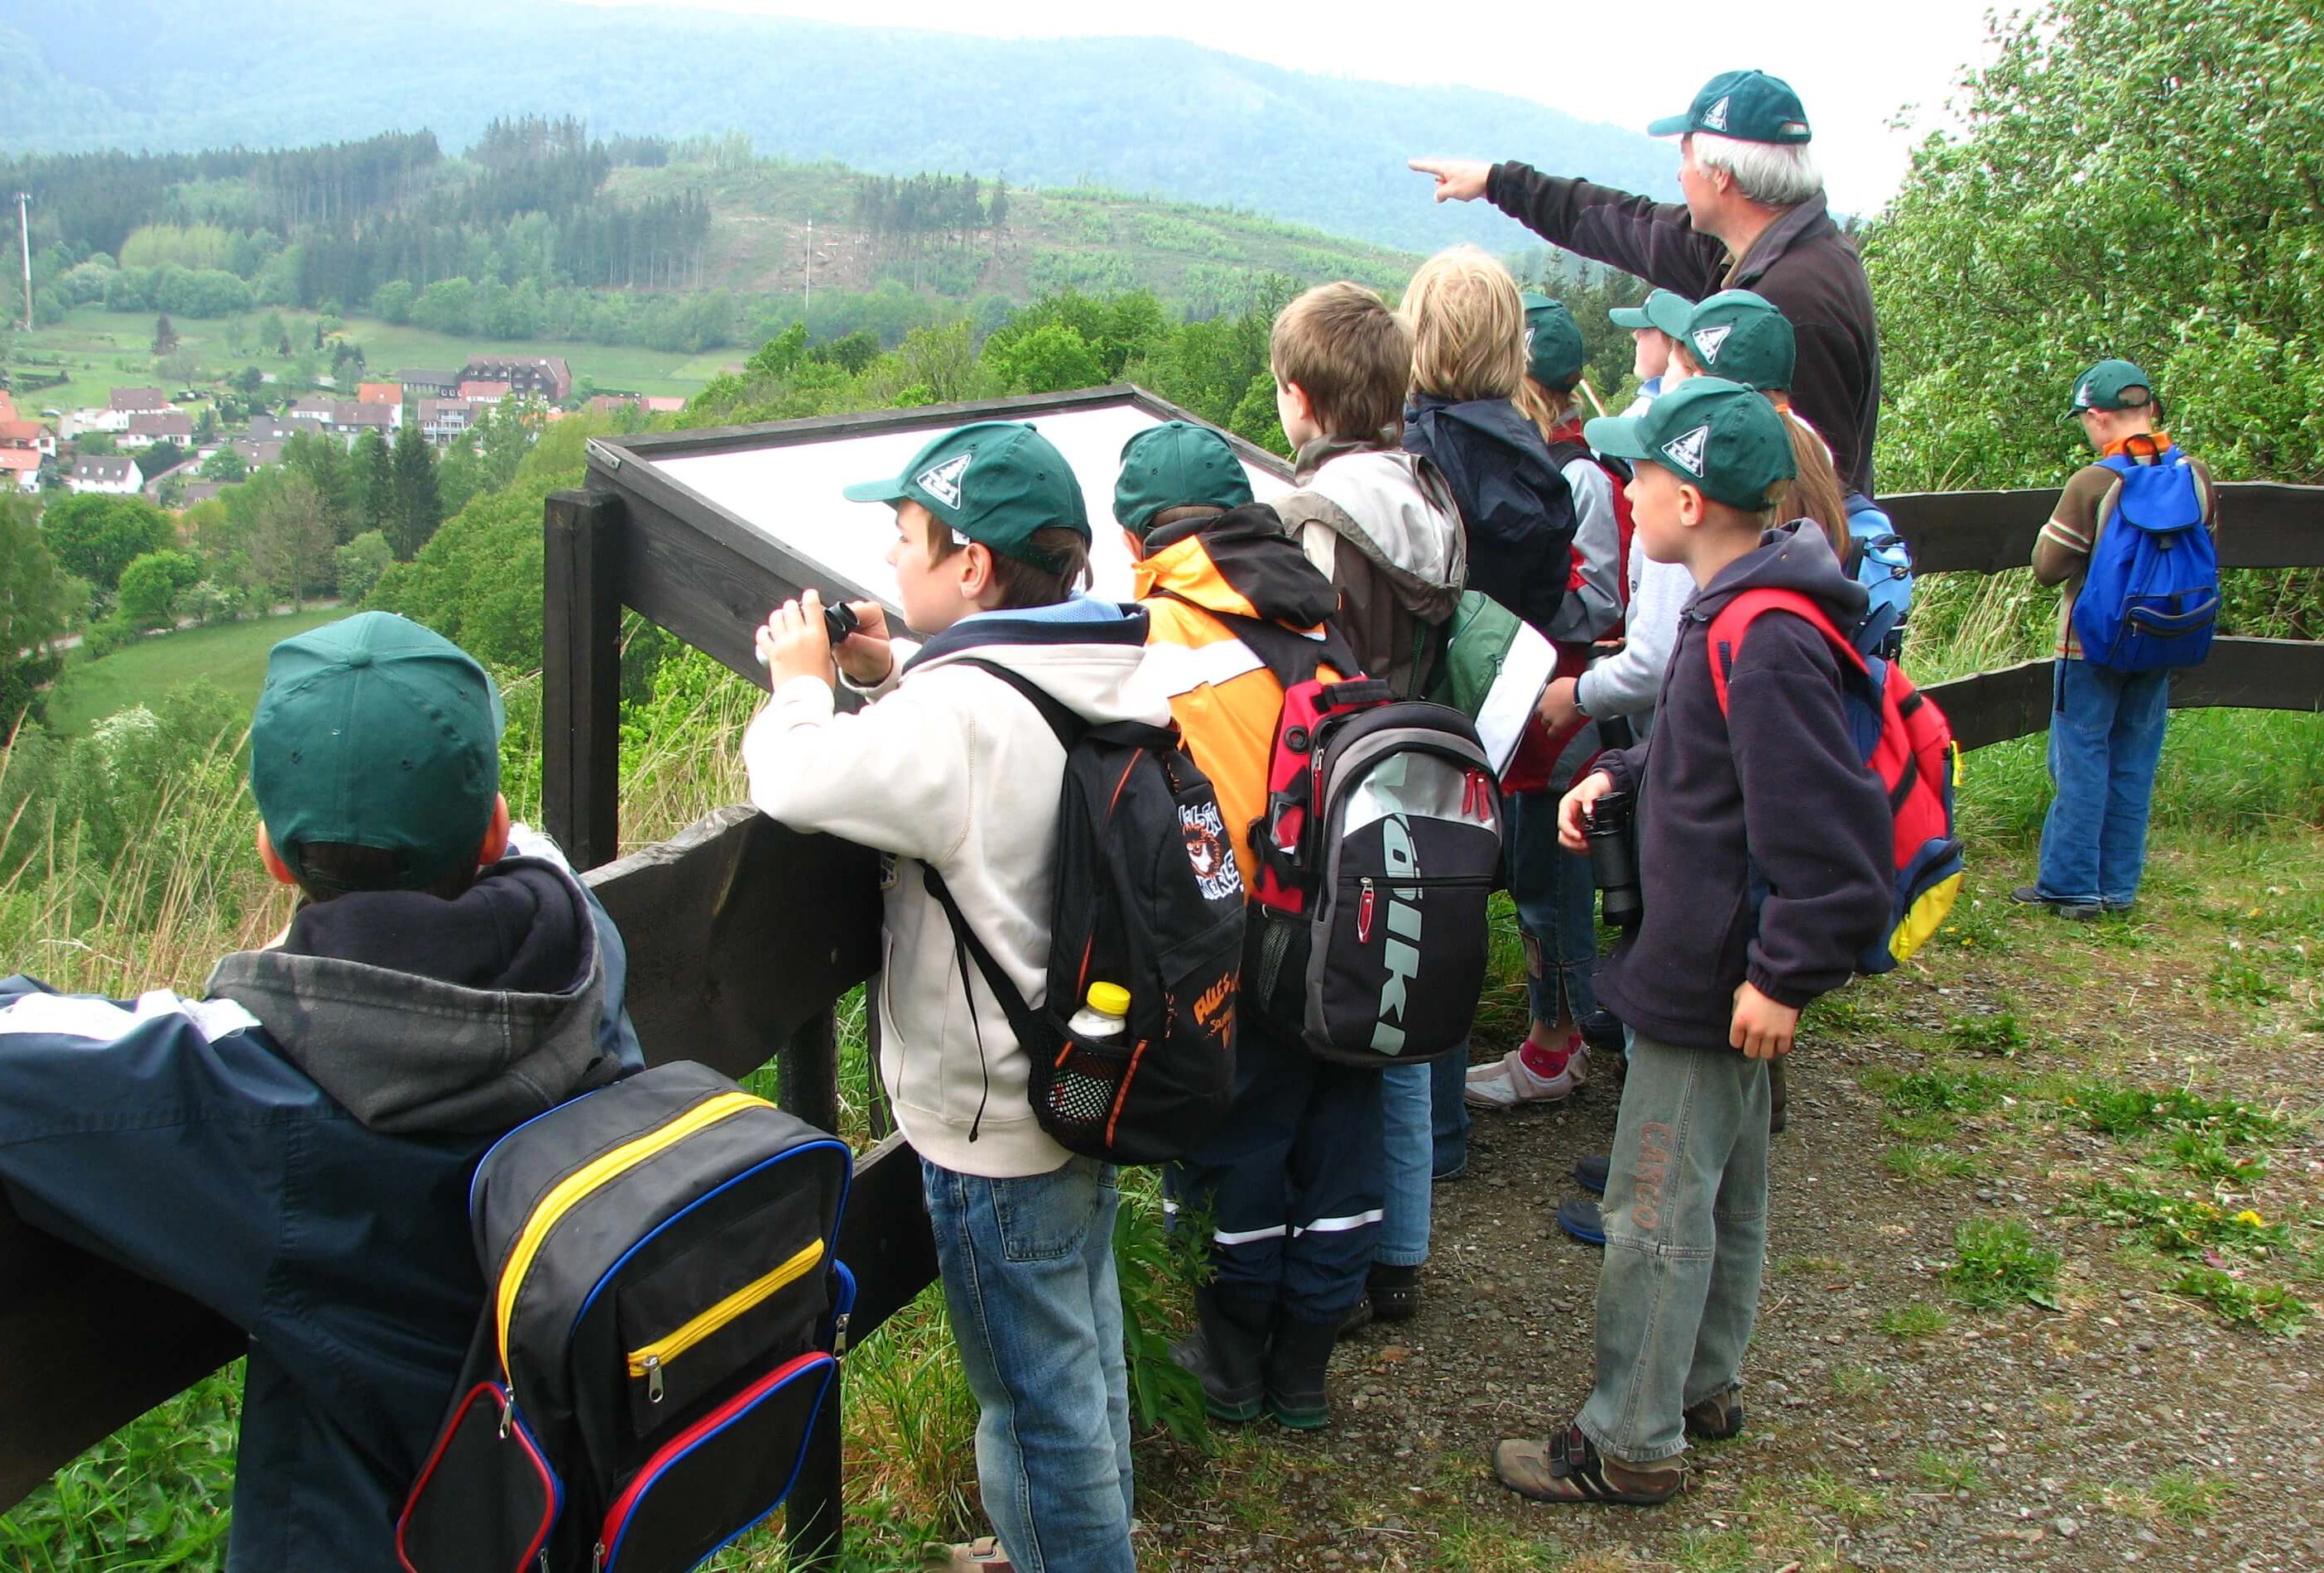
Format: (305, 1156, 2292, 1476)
(543, 488, 623, 871)
(780, 1008, 842, 1138)
(785, 1363, 844, 1569)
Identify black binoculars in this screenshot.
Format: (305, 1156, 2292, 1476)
(1586, 789, 1644, 932)
(821, 599, 859, 646)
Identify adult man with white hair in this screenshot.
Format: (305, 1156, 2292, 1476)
(1412, 70, 1882, 498)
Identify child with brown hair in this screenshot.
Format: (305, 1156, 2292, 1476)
(1168, 282, 1465, 1412)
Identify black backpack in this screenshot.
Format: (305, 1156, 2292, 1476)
(396, 1061, 852, 1573)
(921, 659, 1241, 1165)
(1242, 670, 1503, 1068)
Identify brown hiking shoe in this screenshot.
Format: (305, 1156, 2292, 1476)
(1683, 1387, 1744, 1441)
(1491, 1423, 1685, 1506)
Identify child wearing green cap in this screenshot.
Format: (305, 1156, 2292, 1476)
(745, 420, 1168, 1572)
(2012, 362, 2218, 920)
(1666, 288, 1850, 561)
(1486, 379, 1891, 1507)
(0, 610, 643, 1571)
(1110, 419, 1380, 1431)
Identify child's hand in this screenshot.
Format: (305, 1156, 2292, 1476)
(1408, 157, 1491, 203)
(1537, 676, 1582, 731)
(832, 600, 896, 687)
(1729, 983, 1799, 1061)
(1556, 769, 1616, 854)
(756, 590, 836, 690)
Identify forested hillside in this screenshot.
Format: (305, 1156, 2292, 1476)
(0, 0, 1675, 255)
(0, 121, 1432, 356)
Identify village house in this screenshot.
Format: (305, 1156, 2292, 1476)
(462, 355, 572, 403)
(415, 397, 475, 444)
(231, 438, 286, 469)
(121, 411, 196, 450)
(68, 455, 143, 495)
(0, 449, 38, 494)
(0, 416, 55, 460)
(286, 395, 337, 423)
(587, 394, 685, 418)
(458, 379, 514, 405)
(244, 414, 297, 444)
(398, 368, 460, 400)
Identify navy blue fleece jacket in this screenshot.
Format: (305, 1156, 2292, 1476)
(1593, 523, 1892, 1049)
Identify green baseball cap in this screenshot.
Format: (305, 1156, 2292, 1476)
(1520, 294, 1588, 388)
(1584, 377, 1796, 511)
(1648, 69, 1813, 145)
(1683, 290, 1795, 392)
(843, 420, 1091, 571)
(1113, 420, 1254, 536)
(2067, 359, 2160, 417)
(1608, 288, 1694, 340)
(249, 611, 506, 892)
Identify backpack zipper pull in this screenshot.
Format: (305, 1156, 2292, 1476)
(643, 1354, 665, 1404)
(833, 1310, 852, 1356)
(593, 1545, 607, 1573)
(500, 1393, 515, 1440)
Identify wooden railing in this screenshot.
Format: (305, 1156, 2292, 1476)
(1886, 482, 2324, 748)
(4, 395, 2317, 1566)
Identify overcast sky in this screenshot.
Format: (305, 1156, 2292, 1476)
(563, 0, 2015, 216)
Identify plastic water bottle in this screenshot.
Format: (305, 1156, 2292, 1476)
(1065, 982, 1131, 1042)
(1052, 983, 1130, 1128)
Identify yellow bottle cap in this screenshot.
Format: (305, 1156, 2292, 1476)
(1085, 982, 1131, 1017)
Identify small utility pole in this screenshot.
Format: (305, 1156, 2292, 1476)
(15, 193, 30, 332)
(804, 218, 813, 320)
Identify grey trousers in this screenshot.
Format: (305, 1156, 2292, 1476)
(1577, 1032, 1772, 1462)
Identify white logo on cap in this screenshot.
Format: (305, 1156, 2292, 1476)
(1524, 326, 1536, 358)
(1702, 95, 1731, 132)
(1662, 424, 1710, 477)
(915, 452, 971, 509)
(1692, 324, 1733, 363)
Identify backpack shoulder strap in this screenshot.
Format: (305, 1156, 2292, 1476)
(940, 656, 1083, 748)
(1542, 435, 1593, 473)
(1704, 587, 1866, 716)
(920, 862, 1048, 1094)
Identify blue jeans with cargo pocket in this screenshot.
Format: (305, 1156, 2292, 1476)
(921, 1153, 1135, 1573)
(1577, 1032, 1770, 1464)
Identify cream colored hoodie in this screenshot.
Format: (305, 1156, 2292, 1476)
(742, 600, 1170, 1178)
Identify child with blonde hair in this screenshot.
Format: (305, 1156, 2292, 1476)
(1380, 247, 1580, 1316)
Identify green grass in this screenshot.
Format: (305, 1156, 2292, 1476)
(1876, 1302, 1953, 1339)
(1911, 1450, 1987, 1494)
(16, 306, 732, 413)
(44, 609, 345, 736)
(1946, 1218, 2062, 1310)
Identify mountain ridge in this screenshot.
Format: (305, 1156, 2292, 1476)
(0, 1, 1678, 255)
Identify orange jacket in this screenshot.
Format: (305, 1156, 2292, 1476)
(1132, 503, 1352, 892)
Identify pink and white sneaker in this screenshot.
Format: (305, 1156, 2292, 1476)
(1464, 1037, 1588, 1109)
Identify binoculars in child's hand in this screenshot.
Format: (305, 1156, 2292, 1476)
(1587, 790, 1645, 932)
(821, 599, 859, 646)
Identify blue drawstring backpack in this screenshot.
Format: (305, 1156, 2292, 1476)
(2071, 440, 2217, 671)
(1845, 493, 1914, 658)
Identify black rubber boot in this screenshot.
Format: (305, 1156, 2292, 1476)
(1171, 1287, 1270, 1423)
(1264, 1316, 1339, 1430)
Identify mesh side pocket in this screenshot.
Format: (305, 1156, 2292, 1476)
(1039, 1039, 1131, 1142)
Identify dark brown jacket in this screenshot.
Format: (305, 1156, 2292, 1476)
(1486, 162, 1882, 498)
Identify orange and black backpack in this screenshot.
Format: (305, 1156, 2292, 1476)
(1706, 588, 1964, 971)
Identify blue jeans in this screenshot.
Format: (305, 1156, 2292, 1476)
(1507, 788, 1598, 1027)
(1428, 1048, 1471, 1178)
(1578, 1033, 1770, 1464)
(2036, 659, 2170, 907)
(921, 1155, 1135, 1573)
(1378, 1062, 1431, 1268)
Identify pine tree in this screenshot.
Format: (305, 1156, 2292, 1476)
(355, 429, 394, 536)
(389, 421, 443, 560)
(152, 314, 178, 355)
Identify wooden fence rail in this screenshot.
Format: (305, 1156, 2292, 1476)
(3, 397, 2317, 1564)
(1886, 481, 2324, 749)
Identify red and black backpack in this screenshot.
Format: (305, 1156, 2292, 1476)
(1706, 588, 1965, 972)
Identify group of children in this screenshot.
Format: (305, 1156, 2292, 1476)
(0, 243, 2212, 1569)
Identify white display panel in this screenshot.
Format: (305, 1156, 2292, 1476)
(645, 402, 1292, 623)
